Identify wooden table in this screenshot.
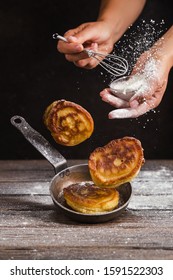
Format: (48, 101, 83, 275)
(0, 159, 173, 260)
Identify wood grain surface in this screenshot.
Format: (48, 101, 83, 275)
(0, 160, 173, 260)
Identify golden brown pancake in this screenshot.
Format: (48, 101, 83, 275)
(43, 100, 94, 146)
(88, 136, 144, 187)
(63, 183, 119, 214)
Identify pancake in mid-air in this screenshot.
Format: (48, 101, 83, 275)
(88, 136, 144, 187)
(43, 99, 94, 146)
(63, 182, 119, 214)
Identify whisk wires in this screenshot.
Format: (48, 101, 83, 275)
(53, 33, 128, 77)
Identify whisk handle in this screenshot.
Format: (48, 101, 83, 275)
(53, 33, 94, 56)
(52, 33, 68, 42)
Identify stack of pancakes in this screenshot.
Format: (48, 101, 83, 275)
(63, 137, 144, 214)
(43, 100, 144, 214)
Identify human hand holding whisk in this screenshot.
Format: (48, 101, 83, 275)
(54, 29, 128, 77)
(56, 0, 146, 70)
(56, 21, 119, 70)
(55, 0, 173, 118)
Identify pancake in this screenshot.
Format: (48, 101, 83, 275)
(43, 100, 94, 146)
(63, 182, 119, 214)
(88, 136, 144, 187)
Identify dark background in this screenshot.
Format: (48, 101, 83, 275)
(0, 0, 173, 160)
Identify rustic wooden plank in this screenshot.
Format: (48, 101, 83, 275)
(1, 180, 173, 212)
(1, 180, 173, 195)
(0, 160, 173, 260)
(0, 209, 173, 227)
(1, 195, 173, 211)
(0, 160, 87, 182)
(0, 160, 172, 182)
(1, 247, 173, 260)
(0, 196, 53, 211)
(0, 160, 86, 171)
(129, 180, 173, 210)
(0, 219, 173, 252)
(0, 159, 172, 170)
(1, 203, 173, 258)
(0, 170, 53, 182)
(0, 210, 173, 247)
(131, 181, 173, 194)
(141, 160, 173, 171)
(135, 170, 173, 180)
(0, 182, 49, 195)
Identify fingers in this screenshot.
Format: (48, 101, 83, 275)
(57, 29, 100, 68)
(129, 82, 158, 109)
(130, 88, 151, 102)
(106, 90, 163, 119)
(108, 102, 150, 119)
(130, 97, 147, 108)
(73, 57, 99, 69)
(65, 52, 88, 62)
(64, 24, 99, 45)
(57, 36, 83, 54)
(57, 38, 94, 68)
(65, 42, 98, 66)
(100, 85, 152, 119)
(57, 23, 97, 56)
(56, 22, 110, 69)
(100, 89, 129, 108)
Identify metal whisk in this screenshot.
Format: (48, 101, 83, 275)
(53, 33, 128, 77)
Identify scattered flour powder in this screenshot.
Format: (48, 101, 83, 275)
(109, 57, 160, 100)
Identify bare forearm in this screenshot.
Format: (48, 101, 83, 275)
(158, 26, 173, 68)
(97, 0, 146, 42)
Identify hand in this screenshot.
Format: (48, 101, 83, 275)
(56, 0, 147, 70)
(100, 49, 170, 119)
(57, 21, 115, 69)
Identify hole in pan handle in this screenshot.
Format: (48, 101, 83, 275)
(10, 115, 67, 173)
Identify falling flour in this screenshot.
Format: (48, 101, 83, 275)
(109, 57, 160, 100)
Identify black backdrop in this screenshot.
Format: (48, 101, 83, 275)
(1, 0, 173, 160)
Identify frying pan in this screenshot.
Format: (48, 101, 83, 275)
(10, 115, 132, 223)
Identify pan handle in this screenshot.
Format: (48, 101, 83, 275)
(10, 115, 67, 173)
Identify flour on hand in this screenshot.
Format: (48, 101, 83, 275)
(109, 58, 160, 101)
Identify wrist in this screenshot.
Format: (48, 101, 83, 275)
(153, 27, 173, 69)
(96, 17, 126, 44)
(97, 0, 147, 44)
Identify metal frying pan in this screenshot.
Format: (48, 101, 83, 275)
(10, 115, 132, 223)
